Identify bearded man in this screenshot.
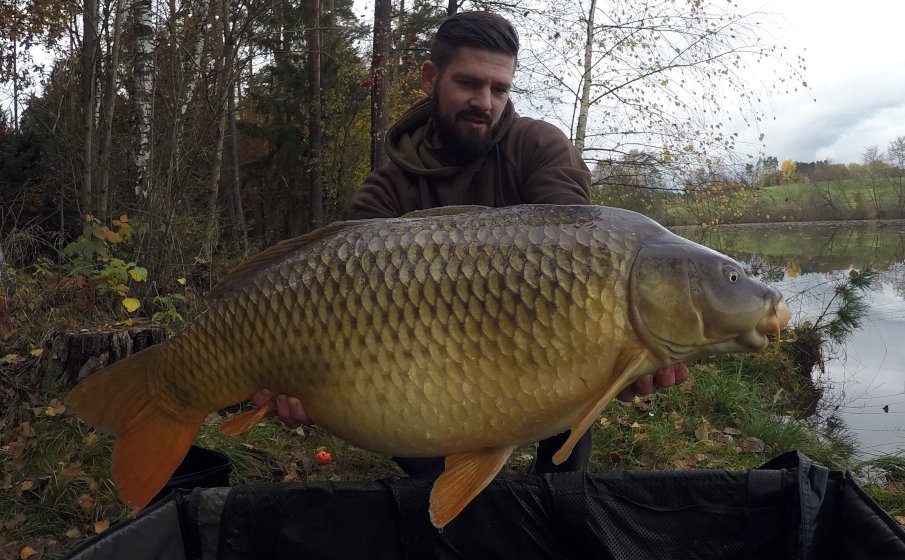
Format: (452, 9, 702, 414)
(256, 10, 687, 478)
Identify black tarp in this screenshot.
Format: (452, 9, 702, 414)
(63, 451, 905, 560)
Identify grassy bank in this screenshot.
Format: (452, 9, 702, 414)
(612, 178, 905, 226)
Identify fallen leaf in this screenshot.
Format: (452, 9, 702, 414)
(64, 528, 81, 539)
(93, 520, 110, 534)
(78, 494, 94, 515)
(678, 378, 695, 391)
(29, 348, 43, 358)
(1, 354, 23, 364)
(740, 436, 765, 453)
(3, 513, 28, 530)
(637, 454, 656, 467)
(722, 427, 741, 436)
(894, 515, 904, 527)
(19, 546, 37, 560)
(674, 418, 685, 433)
(607, 451, 621, 465)
(19, 481, 34, 492)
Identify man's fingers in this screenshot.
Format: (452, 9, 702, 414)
(251, 388, 272, 408)
(652, 366, 676, 388)
(673, 362, 689, 383)
(251, 389, 312, 428)
(616, 363, 690, 403)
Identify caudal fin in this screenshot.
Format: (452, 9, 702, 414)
(66, 345, 205, 512)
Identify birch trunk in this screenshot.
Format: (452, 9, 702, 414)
(573, 0, 596, 155)
(132, 0, 155, 199)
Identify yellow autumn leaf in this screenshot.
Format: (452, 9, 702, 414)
(177, 277, 187, 285)
(94, 519, 110, 534)
(122, 298, 141, 312)
(2, 353, 24, 364)
(30, 348, 43, 357)
(20, 545, 37, 559)
(65, 527, 82, 539)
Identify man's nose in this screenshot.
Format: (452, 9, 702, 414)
(470, 87, 492, 112)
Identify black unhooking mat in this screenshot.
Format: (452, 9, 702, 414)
(63, 451, 905, 560)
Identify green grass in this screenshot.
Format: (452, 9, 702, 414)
(639, 178, 905, 226)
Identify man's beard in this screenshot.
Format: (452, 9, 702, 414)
(430, 96, 499, 165)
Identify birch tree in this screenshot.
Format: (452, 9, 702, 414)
(512, 0, 807, 188)
(131, 0, 155, 199)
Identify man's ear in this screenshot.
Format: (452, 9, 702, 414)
(421, 60, 438, 96)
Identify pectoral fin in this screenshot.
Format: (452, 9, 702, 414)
(429, 445, 516, 528)
(552, 350, 649, 465)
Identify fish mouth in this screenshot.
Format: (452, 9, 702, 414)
(756, 298, 792, 341)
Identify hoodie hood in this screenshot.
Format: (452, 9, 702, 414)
(385, 96, 516, 178)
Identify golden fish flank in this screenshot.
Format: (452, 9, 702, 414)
(66, 204, 790, 528)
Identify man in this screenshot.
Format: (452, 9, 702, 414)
(256, 10, 687, 477)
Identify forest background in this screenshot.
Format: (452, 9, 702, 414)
(1, 0, 904, 287)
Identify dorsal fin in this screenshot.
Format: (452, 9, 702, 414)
(402, 205, 489, 219)
(208, 220, 352, 301)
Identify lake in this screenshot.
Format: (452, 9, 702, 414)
(674, 220, 905, 460)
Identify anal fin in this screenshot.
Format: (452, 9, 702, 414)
(552, 350, 649, 465)
(429, 445, 516, 528)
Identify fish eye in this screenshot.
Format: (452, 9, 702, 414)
(721, 264, 740, 283)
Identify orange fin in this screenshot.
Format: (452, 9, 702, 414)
(66, 344, 205, 512)
(113, 405, 204, 512)
(429, 445, 515, 528)
(553, 350, 649, 465)
(219, 402, 277, 436)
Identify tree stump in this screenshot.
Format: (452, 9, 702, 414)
(44, 324, 167, 389)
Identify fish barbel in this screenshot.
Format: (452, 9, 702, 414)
(66, 204, 790, 527)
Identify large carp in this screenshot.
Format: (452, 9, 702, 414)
(67, 204, 790, 527)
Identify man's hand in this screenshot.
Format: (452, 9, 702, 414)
(616, 363, 689, 402)
(252, 388, 311, 429)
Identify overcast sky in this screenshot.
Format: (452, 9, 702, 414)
(735, 0, 905, 164)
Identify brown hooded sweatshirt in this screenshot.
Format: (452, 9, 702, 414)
(348, 97, 592, 219)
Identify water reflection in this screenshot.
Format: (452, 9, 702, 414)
(674, 222, 905, 458)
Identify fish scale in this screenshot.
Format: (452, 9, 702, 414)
(67, 204, 790, 527)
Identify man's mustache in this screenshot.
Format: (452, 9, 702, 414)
(457, 110, 492, 124)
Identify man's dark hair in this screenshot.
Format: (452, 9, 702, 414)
(430, 11, 519, 71)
